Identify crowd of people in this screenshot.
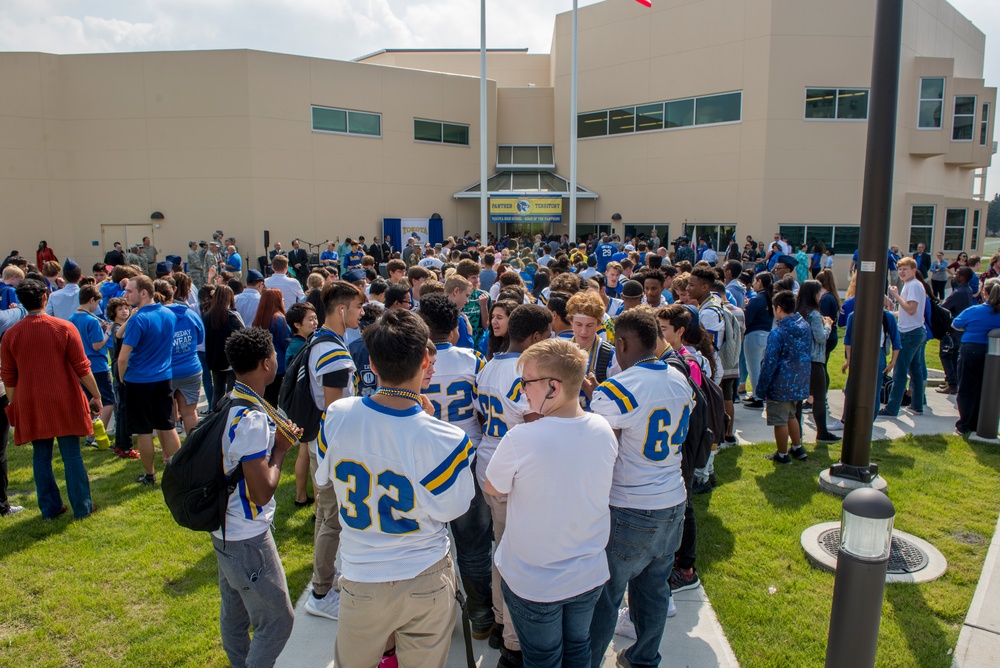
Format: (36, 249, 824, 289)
(1, 229, 999, 668)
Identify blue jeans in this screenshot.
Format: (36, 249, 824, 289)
(744, 330, 769, 393)
(589, 504, 685, 668)
(502, 580, 603, 668)
(32, 436, 92, 519)
(884, 327, 927, 415)
(198, 350, 214, 409)
(449, 463, 494, 630)
(738, 347, 748, 388)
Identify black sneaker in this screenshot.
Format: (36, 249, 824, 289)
(668, 567, 701, 592)
(137, 473, 156, 485)
(789, 446, 809, 461)
(488, 623, 505, 649)
(743, 399, 764, 409)
(497, 646, 523, 668)
(691, 478, 713, 495)
(766, 452, 792, 465)
(816, 433, 841, 444)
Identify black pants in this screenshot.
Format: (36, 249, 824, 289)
(939, 334, 960, 388)
(113, 377, 130, 449)
(0, 396, 9, 513)
(811, 362, 830, 437)
(675, 496, 696, 570)
(263, 373, 284, 406)
(956, 343, 987, 433)
(211, 370, 235, 410)
(931, 279, 947, 301)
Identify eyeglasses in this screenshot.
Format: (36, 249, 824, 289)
(521, 377, 561, 387)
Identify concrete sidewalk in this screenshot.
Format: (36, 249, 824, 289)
(953, 513, 1000, 666)
(275, 574, 740, 668)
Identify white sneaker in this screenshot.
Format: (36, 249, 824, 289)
(615, 607, 637, 639)
(1, 505, 24, 516)
(304, 590, 340, 620)
(827, 419, 844, 431)
(667, 594, 677, 618)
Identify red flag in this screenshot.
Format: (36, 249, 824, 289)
(635, 0, 652, 6)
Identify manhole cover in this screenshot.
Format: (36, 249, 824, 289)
(818, 528, 929, 574)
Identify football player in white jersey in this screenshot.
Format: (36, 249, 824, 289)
(588, 308, 694, 668)
(316, 309, 475, 668)
(214, 328, 302, 668)
(305, 281, 364, 621)
(475, 304, 552, 664)
(417, 295, 496, 639)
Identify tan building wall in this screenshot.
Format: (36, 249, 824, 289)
(0, 0, 994, 281)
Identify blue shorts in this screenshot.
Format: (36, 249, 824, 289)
(84, 370, 116, 407)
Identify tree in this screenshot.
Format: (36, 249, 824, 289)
(989, 193, 1000, 237)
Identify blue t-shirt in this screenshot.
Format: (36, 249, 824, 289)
(610, 251, 628, 264)
(345, 251, 364, 269)
(953, 304, 1000, 345)
(595, 243, 616, 272)
(227, 253, 242, 272)
(320, 249, 339, 264)
(122, 302, 177, 383)
(69, 310, 109, 373)
(0, 283, 17, 309)
(166, 303, 204, 379)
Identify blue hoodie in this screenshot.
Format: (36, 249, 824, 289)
(755, 312, 811, 402)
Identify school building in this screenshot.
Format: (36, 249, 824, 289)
(0, 0, 994, 278)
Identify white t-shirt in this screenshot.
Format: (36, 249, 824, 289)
(419, 257, 444, 270)
(591, 361, 693, 510)
(264, 273, 304, 310)
(698, 296, 726, 381)
(214, 402, 276, 542)
(485, 413, 617, 602)
(426, 343, 486, 443)
(897, 279, 926, 333)
(475, 352, 532, 489)
(315, 396, 475, 582)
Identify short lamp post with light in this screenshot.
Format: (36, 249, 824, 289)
(825, 488, 896, 668)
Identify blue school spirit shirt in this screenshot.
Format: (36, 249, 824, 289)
(122, 302, 177, 383)
(166, 302, 204, 379)
(69, 310, 109, 373)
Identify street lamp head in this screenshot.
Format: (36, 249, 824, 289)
(840, 488, 895, 561)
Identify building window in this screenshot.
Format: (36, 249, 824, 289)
(909, 205, 935, 252)
(972, 209, 981, 249)
(918, 78, 945, 129)
(683, 224, 737, 253)
(497, 146, 555, 168)
(981, 103, 991, 146)
(776, 225, 860, 254)
(579, 92, 740, 139)
(944, 209, 966, 251)
(804, 88, 869, 120)
(952, 96, 977, 141)
(414, 119, 469, 146)
(312, 106, 381, 137)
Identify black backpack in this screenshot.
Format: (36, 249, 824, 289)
(278, 335, 325, 442)
(161, 396, 253, 539)
(594, 339, 615, 383)
(928, 298, 953, 340)
(666, 358, 713, 489)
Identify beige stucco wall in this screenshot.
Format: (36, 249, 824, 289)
(357, 50, 551, 89)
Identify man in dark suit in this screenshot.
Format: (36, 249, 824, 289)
(288, 238, 310, 288)
(104, 242, 125, 267)
(913, 242, 931, 276)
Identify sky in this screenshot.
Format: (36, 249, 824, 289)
(1, 0, 997, 197)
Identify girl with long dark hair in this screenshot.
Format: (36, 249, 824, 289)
(252, 288, 291, 404)
(796, 280, 838, 442)
(202, 285, 244, 409)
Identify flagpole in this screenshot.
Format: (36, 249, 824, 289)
(480, 0, 488, 245)
(568, 0, 579, 245)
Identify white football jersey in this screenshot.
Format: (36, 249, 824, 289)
(425, 343, 486, 444)
(308, 328, 356, 411)
(591, 360, 694, 510)
(474, 352, 532, 489)
(214, 402, 276, 542)
(315, 396, 475, 582)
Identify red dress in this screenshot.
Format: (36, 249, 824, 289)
(1, 313, 93, 444)
(36, 248, 58, 268)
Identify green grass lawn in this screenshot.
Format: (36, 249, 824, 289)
(699, 434, 1000, 668)
(825, 338, 940, 392)
(983, 236, 999, 257)
(1, 434, 998, 667)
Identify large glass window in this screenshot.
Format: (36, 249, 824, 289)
(578, 92, 740, 138)
(684, 224, 736, 253)
(414, 119, 469, 146)
(578, 111, 609, 138)
(972, 209, 981, 250)
(805, 88, 869, 120)
(695, 92, 742, 125)
(312, 106, 381, 137)
(952, 96, 977, 141)
(918, 78, 945, 129)
(833, 226, 860, 256)
(981, 103, 991, 146)
(944, 209, 967, 251)
(778, 225, 835, 251)
(497, 146, 555, 167)
(909, 205, 935, 252)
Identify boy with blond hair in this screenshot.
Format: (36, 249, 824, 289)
(485, 338, 617, 668)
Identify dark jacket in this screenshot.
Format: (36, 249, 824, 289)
(203, 310, 244, 371)
(755, 313, 811, 402)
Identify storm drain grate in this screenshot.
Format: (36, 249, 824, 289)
(818, 528, 929, 574)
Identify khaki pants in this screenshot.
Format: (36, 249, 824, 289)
(334, 555, 457, 668)
(308, 444, 342, 596)
(484, 492, 520, 652)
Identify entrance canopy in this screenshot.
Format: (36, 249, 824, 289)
(454, 170, 598, 199)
